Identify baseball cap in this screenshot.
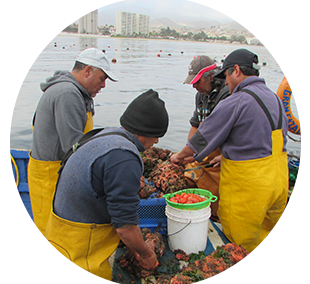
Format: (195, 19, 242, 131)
(76, 48, 118, 82)
(183, 55, 217, 84)
(213, 49, 260, 79)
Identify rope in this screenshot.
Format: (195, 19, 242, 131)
(10, 154, 19, 187)
(287, 133, 301, 143)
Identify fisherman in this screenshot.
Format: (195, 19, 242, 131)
(45, 89, 169, 280)
(28, 48, 118, 235)
(183, 55, 229, 220)
(171, 49, 288, 252)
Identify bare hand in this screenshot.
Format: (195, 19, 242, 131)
(170, 153, 184, 167)
(183, 156, 195, 165)
(137, 250, 158, 271)
(209, 155, 221, 168)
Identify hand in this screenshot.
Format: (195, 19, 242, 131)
(170, 153, 184, 167)
(209, 155, 221, 168)
(183, 156, 195, 165)
(170, 146, 195, 167)
(137, 250, 158, 271)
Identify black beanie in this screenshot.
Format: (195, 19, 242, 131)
(120, 89, 169, 137)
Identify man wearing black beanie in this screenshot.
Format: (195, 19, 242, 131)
(46, 89, 168, 280)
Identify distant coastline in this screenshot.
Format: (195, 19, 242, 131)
(58, 32, 260, 46)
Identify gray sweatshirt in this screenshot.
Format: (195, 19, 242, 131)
(31, 71, 94, 161)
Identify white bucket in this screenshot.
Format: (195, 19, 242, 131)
(165, 204, 211, 254)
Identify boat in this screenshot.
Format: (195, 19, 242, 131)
(10, 147, 300, 282)
(10, 148, 299, 223)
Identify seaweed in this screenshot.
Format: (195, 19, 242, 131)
(212, 245, 230, 264)
(172, 243, 249, 282)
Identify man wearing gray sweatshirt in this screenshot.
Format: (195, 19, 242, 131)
(28, 48, 118, 235)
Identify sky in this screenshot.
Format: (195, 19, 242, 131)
(99, 0, 233, 24)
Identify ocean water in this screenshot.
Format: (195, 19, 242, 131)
(10, 34, 301, 155)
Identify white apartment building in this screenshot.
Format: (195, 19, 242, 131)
(116, 11, 150, 35)
(78, 10, 99, 34)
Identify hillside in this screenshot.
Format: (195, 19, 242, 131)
(98, 5, 245, 31)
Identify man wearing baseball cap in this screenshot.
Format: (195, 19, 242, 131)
(28, 48, 118, 235)
(183, 55, 230, 221)
(172, 49, 288, 252)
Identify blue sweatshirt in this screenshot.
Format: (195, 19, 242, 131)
(53, 128, 145, 228)
(188, 77, 288, 161)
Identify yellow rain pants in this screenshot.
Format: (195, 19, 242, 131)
(28, 112, 93, 235)
(218, 119, 288, 252)
(46, 210, 119, 280)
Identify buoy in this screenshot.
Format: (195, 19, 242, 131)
(62, 47, 65, 49)
(112, 58, 117, 63)
(168, 53, 172, 56)
(126, 47, 129, 50)
(263, 62, 267, 66)
(181, 51, 184, 54)
(157, 54, 160, 57)
(115, 49, 117, 51)
(108, 46, 110, 48)
(54, 44, 57, 47)
(160, 50, 162, 52)
(102, 49, 106, 53)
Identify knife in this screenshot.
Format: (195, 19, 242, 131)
(182, 163, 214, 172)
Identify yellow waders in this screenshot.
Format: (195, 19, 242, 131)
(28, 112, 93, 235)
(45, 210, 120, 280)
(218, 90, 288, 252)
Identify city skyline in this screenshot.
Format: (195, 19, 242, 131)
(116, 11, 150, 35)
(78, 10, 99, 34)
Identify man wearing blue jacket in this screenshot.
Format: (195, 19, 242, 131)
(171, 49, 288, 252)
(46, 89, 169, 280)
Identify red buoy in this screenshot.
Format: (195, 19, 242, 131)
(112, 58, 117, 63)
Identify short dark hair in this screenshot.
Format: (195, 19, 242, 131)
(226, 65, 259, 76)
(72, 61, 88, 71)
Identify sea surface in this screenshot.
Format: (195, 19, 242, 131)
(10, 34, 301, 155)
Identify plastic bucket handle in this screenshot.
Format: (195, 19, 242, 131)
(167, 220, 192, 237)
(210, 195, 218, 202)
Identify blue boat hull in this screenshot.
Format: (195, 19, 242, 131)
(10, 149, 168, 232)
(10, 149, 33, 220)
